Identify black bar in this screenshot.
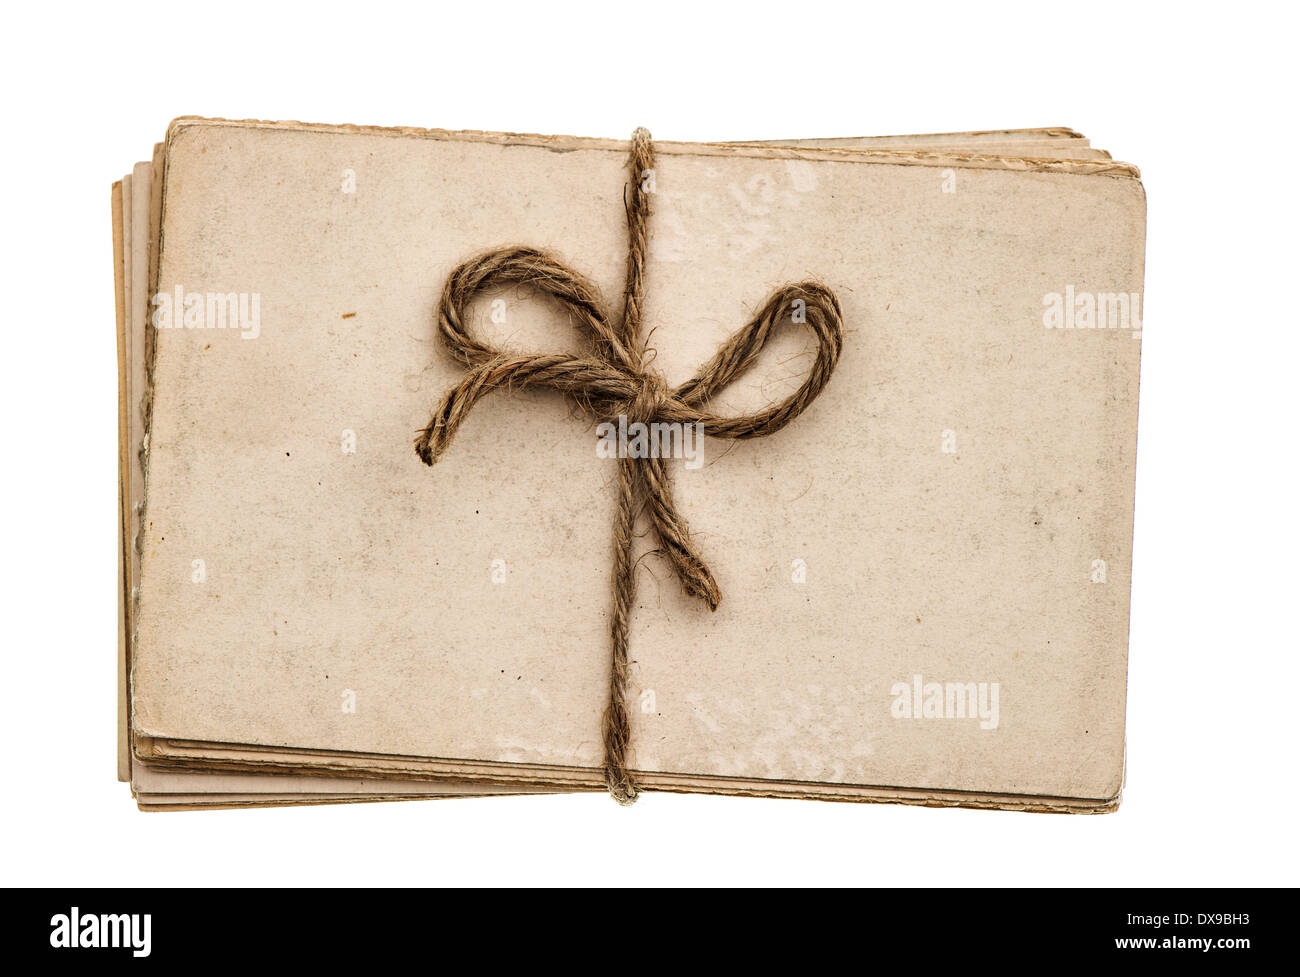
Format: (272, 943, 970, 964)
(8, 887, 1280, 964)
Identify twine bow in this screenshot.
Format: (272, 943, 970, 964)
(416, 129, 844, 803)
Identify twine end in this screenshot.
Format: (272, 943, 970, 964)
(609, 784, 638, 806)
(685, 573, 721, 612)
(414, 430, 441, 467)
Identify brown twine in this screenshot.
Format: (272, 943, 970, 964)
(416, 128, 844, 804)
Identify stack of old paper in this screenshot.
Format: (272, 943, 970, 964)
(115, 120, 1144, 811)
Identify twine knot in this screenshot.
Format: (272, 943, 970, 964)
(620, 370, 670, 425)
(416, 130, 845, 803)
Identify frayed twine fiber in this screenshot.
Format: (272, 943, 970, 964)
(416, 129, 844, 804)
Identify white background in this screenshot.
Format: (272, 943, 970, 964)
(3, 1, 1296, 887)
